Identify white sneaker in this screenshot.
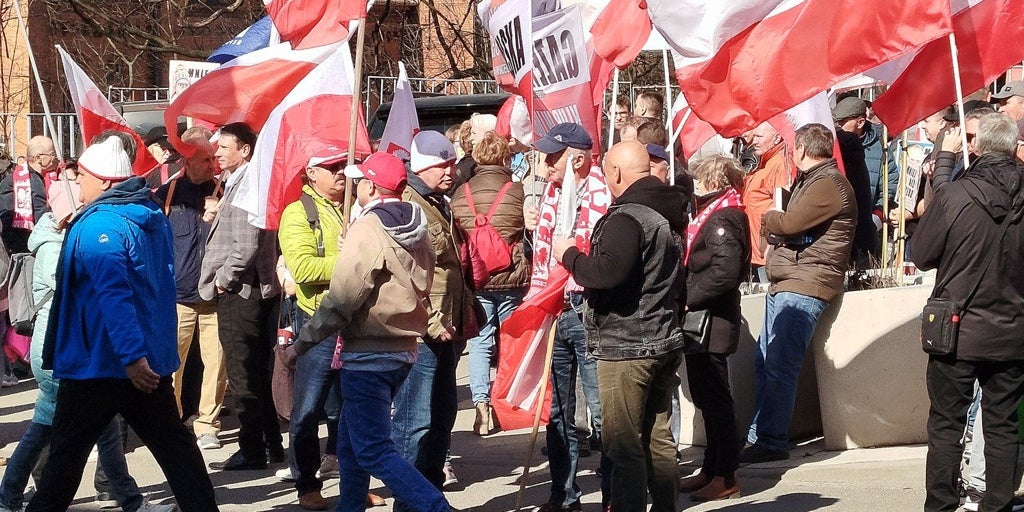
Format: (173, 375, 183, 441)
(196, 433, 221, 450)
(138, 497, 177, 512)
(443, 461, 458, 489)
(276, 467, 296, 482)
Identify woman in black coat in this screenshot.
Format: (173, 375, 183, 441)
(679, 155, 751, 502)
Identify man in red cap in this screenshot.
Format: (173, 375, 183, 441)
(296, 152, 449, 512)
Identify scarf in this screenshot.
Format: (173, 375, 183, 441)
(685, 187, 744, 266)
(529, 165, 611, 297)
(12, 165, 34, 230)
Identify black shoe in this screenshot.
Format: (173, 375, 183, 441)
(738, 444, 789, 464)
(209, 451, 268, 471)
(268, 445, 286, 464)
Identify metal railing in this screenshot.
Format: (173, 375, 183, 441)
(1, 113, 83, 159)
(363, 75, 503, 114)
(107, 87, 170, 104)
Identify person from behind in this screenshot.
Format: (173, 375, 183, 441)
(633, 91, 665, 121)
(296, 151, 449, 512)
(912, 113, 1024, 512)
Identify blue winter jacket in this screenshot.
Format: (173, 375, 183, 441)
(42, 177, 179, 380)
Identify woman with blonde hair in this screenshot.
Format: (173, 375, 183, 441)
(679, 155, 750, 502)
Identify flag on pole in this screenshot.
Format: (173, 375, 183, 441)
(163, 42, 341, 155)
(671, 93, 718, 160)
(208, 16, 274, 64)
(377, 62, 419, 160)
(264, 0, 368, 50)
(56, 45, 158, 175)
(589, 0, 652, 69)
(649, 0, 954, 137)
(872, 0, 1024, 135)
(233, 44, 372, 229)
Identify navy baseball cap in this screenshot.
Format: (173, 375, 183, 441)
(533, 123, 593, 154)
(646, 144, 669, 162)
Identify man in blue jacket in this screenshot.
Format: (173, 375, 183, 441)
(27, 135, 218, 512)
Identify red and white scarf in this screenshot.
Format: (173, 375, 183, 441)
(685, 187, 744, 266)
(528, 165, 611, 298)
(12, 165, 35, 230)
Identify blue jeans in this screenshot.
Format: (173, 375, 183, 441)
(547, 306, 610, 507)
(391, 342, 458, 512)
(468, 289, 525, 404)
(3, 419, 143, 511)
(336, 366, 449, 512)
(747, 291, 827, 451)
(289, 333, 341, 495)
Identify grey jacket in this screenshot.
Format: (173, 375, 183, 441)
(199, 163, 281, 301)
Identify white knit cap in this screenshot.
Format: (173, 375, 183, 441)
(410, 131, 457, 174)
(78, 136, 133, 181)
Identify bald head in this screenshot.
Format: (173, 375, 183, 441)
(603, 141, 651, 198)
(751, 122, 781, 157)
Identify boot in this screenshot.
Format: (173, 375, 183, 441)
(690, 476, 741, 502)
(474, 402, 491, 436)
(678, 471, 712, 493)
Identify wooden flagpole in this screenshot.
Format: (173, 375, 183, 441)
(948, 33, 971, 167)
(13, 0, 59, 146)
(513, 322, 557, 512)
(343, 16, 368, 229)
(880, 125, 890, 275)
(607, 68, 620, 156)
(662, 49, 675, 181)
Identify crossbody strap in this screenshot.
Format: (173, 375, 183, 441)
(298, 193, 324, 258)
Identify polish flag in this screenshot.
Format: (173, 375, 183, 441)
(872, 0, 1024, 135)
(670, 93, 718, 160)
(163, 42, 341, 156)
(649, 0, 953, 137)
(491, 268, 568, 431)
(57, 46, 158, 175)
(264, 0, 367, 50)
(589, 0, 652, 69)
(767, 91, 840, 176)
(233, 44, 372, 229)
(377, 62, 419, 161)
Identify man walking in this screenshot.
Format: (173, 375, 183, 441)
(27, 135, 218, 512)
(741, 124, 856, 463)
(554, 141, 687, 512)
(297, 151, 449, 512)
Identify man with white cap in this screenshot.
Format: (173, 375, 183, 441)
(391, 130, 475, 510)
(28, 135, 218, 512)
(296, 151, 447, 512)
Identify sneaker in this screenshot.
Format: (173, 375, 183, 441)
(738, 444, 789, 464)
(138, 497, 177, 512)
(1, 374, 17, 388)
(443, 461, 459, 489)
(276, 467, 296, 482)
(95, 492, 118, 509)
(317, 454, 339, 479)
(965, 494, 1024, 512)
(196, 433, 221, 450)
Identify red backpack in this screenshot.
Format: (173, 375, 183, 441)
(462, 182, 514, 290)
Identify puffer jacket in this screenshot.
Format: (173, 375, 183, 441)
(404, 176, 476, 341)
(763, 158, 857, 302)
(279, 185, 346, 316)
(27, 212, 62, 425)
(912, 152, 1024, 361)
(450, 164, 530, 291)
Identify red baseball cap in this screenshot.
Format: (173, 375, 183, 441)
(344, 151, 407, 191)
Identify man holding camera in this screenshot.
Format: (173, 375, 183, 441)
(740, 124, 857, 464)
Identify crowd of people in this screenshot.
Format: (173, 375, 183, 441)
(0, 81, 1023, 512)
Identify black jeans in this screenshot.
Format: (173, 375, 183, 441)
(685, 352, 738, 478)
(218, 292, 282, 458)
(925, 356, 1024, 512)
(25, 377, 218, 512)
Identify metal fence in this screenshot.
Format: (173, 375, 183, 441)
(107, 87, 169, 104)
(363, 75, 504, 113)
(0, 112, 82, 159)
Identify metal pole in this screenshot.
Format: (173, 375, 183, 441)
(948, 34, 970, 167)
(880, 125, 890, 275)
(13, 0, 58, 148)
(608, 68, 620, 155)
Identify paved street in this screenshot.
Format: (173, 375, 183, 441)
(2, 358, 937, 511)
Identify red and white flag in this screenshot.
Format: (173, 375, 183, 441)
(589, 0, 652, 69)
(872, 0, 1024, 135)
(57, 46, 158, 175)
(233, 44, 371, 229)
(264, 0, 367, 50)
(377, 62, 419, 161)
(163, 42, 341, 156)
(670, 93, 718, 160)
(649, 0, 953, 137)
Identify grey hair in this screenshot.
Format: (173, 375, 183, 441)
(976, 113, 1019, 156)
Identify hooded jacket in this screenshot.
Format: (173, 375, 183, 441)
(562, 176, 687, 360)
(42, 177, 179, 380)
(912, 152, 1024, 361)
(27, 212, 62, 424)
(297, 201, 435, 355)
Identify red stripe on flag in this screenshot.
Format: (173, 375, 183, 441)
(874, 0, 1024, 135)
(79, 109, 156, 176)
(265, 0, 363, 50)
(590, 0, 652, 69)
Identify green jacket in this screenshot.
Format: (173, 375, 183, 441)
(279, 185, 346, 315)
